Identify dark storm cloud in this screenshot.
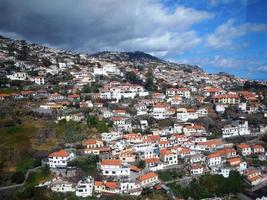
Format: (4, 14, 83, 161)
(0, 0, 213, 55)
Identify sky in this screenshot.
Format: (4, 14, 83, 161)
(0, 0, 267, 80)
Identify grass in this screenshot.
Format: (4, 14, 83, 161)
(25, 166, 52, 187)
(69, 155, 99, 176)
(158, 169, 185, 182)
(0, 117, 44, 173)
(16, 154, 40, 173)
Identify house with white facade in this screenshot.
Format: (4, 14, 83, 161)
(237, 143, 252, 156)
(7, 72, 28, 81)
(138, 172, 159, 188)
(144, 157, 164, 171)
(177, 108, 198, 122)
(99, 159, 131, 177)
(222, 121, 250, 138)
(48, 149, 75, 168)
(75, 176, 94, 197)
(207, 152, 222, 167)
(32, 76, 45, 85)
(51, 179, 75, 193)
(101, 132, 122, 142)
(189, 163, 204, 175)
(166, 88, 190, 98)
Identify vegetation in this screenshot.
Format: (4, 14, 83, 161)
(168, 171, 243, 199)
(82, 82, 101, 93)
(144, 67, 155, 91)
(68, 155, 99, 176)
(55, 120, 88, 143)
(86, 115, 109, 133)
(25, 166, 52, 187)
(158, 169, 185, 181)
(125, 71, 142, 84)
(136, 160, 145, 169)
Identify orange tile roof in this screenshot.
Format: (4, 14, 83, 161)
(154, 103, 168, 109)
(0, 93, 10, 97)
(179, 147, 191, 154)
(48, 149, 70, 158)
(111, 116, 127, 121)
(147, 135, 161, 141)
(253, 144, 264, 149)
(207, 88, 221, 93)
(130, 165, 141, 171)
(217, 148, 236, 156)
(144, 157, 160, 163)
(114, 109, 126, 113)
(227, 157, 241, 165)
(207, 152, 221, 159)
(248, 175, 262, 182)
(95, 181, 103, 186)
(187, 108, 196, 113)
(101, 159, 121, 166)
(159, 141, 169, 145)
(213, 94, 239, 99)
(105, 182, 118, 189)
(237, 143, 250, 149)
(198, 139, 223, 147)
(160, 149, 172, 156)
(138, 172, 158, 181)
(175, 134, 186, 138)
(191, 163, 203, 169)
(84, 139, 97, 145)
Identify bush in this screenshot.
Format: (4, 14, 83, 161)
(11, 171, 25, 184)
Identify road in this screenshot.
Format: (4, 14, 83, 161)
(163, 176, 192, 185)
(0, 166, 43, 191)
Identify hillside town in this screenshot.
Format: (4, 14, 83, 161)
(0, 36, 267, 200)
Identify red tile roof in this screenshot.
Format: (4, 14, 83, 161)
(101, 159, 121, 166)
(138, 172, 158, 181)
(48, 150, 70, 158)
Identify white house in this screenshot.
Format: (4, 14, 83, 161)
(51, 180, 75, 193)
(75, 176, 94, 197)
(237, 143, 252, 156)
(120, 181, 142, 196)
(32, 76, 45, 85)
(140, 120, 149, 131)
(207, 152, 222, 167)
(222, 121, 250, 138)
(189, 163, 204, 175)
(48, 150, 75, 168)
(160, 149, 178, 166)
(152, 103, 169, 119)
(144, 157, 164, 171)
(7, 72, 28, 81)
(177, 108, 198, 122)
(166, 88, 190, 98)
(100, 159, 131, 176)
(101, 132, 122, 142)
(138, 172, 159, 188)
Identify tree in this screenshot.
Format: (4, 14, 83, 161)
(125, 71, 142, 84)
(96, 120, 109, 133)
(11, 171, 25, 184)
(18, 40, 29, 61)
(136, 160, 145, 169)
(42, 57, 52, 67)
(144, 67, 155, 91)
(87, 115, 97, 128)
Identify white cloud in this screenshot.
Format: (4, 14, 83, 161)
(0, 0, 213, 57)
(205, 19, 267, 49)
(183, 55, 259, 69)
(251, 65, 267, 73)
(208, 0, 259, 6)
